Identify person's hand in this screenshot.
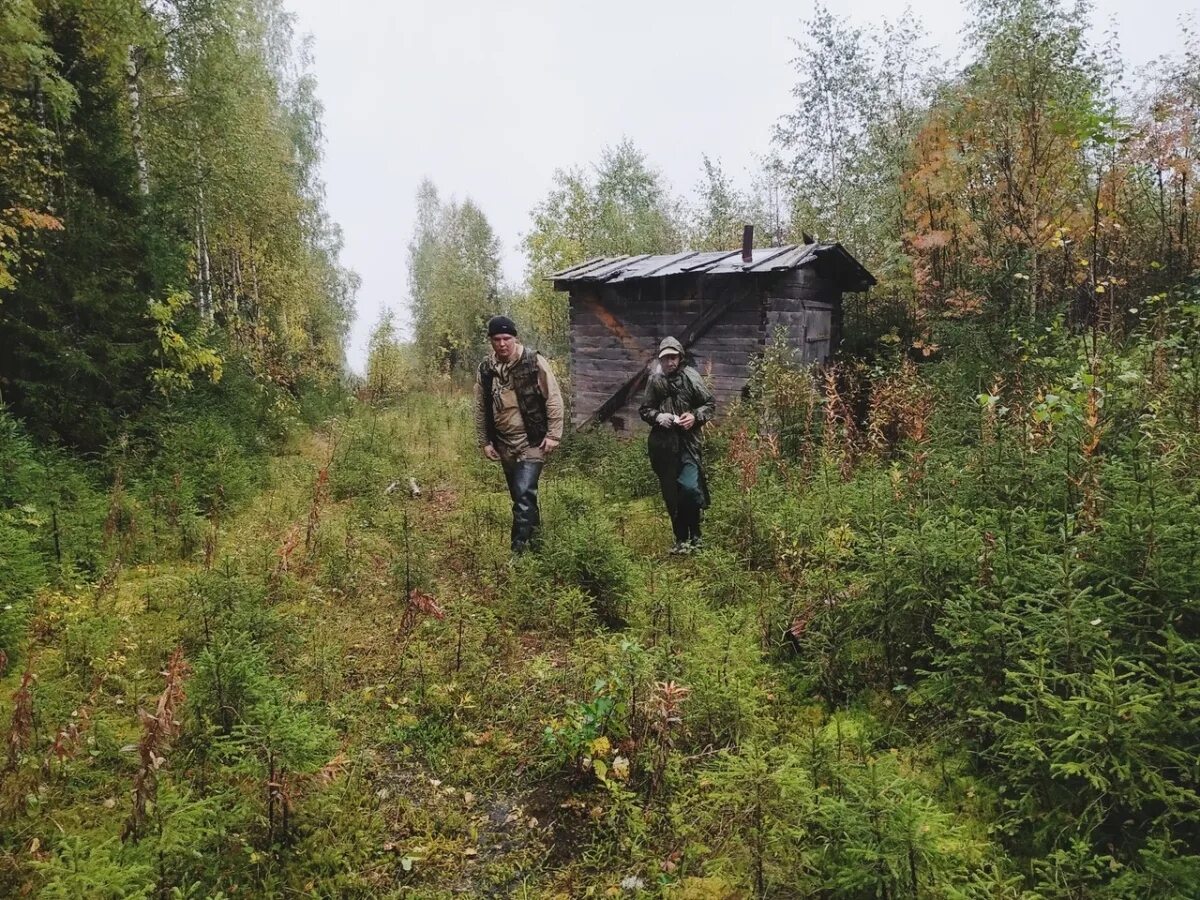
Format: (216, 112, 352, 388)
(483, 443, 500, 461)
(539, 435, 560, 454)
(655, 412, 675, 429)
(677, 412, 696, 430)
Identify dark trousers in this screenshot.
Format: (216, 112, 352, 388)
(501, 458, 543, 552)
(652, 456, 704, 543)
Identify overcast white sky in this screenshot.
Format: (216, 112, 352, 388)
(283, 0, 1195, 371)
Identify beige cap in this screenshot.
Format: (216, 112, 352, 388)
(657, 336, 684, 358)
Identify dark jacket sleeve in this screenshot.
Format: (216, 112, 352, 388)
(639, 374, 665, 426)
(687, 369, 716, 425)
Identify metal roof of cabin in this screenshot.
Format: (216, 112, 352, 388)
(550, 243, 876, 291)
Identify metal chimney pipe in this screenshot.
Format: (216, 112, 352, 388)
(741, 224, 754, 263)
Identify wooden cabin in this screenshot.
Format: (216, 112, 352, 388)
(551, 235, 876, 430)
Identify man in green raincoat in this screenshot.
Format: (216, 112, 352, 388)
(638, 337, 716, 554)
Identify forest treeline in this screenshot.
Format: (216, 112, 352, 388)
(1, 0, 1199, 896)
(397, 0, 1199, 375)
(1, 0, 354, 451)
(0, 0, 351, 701)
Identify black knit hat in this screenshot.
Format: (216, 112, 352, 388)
(486, 315, 518, 337)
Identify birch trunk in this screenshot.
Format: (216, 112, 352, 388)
(126, 46, 150, 197)
(196, 180, 213, 322)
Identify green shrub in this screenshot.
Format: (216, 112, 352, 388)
(61, 615, 120, 683)
(294, 374, 353, 426)
(512, 583, 598, 636)
(157, 416, 260, 514)
(683, 722, 1002, 898)
(0, 408, 110, 658)
(0, 517, 42, 659)
(36, 837, 154, 899)
(534, 480, 637, 628)
(543, 676, 622, 772)
(677, 612, 771, 749)
(556, 426, 659, 501)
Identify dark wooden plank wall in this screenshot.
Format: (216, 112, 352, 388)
(567, 267, 841, 430)
(765, 268, 839, 364)
(688, 279, 766, 413)
(569, 274, 766, 429)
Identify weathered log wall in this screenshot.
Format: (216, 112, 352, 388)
(765, 268, 838, 364)
(567, 267, 840, 430)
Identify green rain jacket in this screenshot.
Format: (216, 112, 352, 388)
(638, 341, 717, 472)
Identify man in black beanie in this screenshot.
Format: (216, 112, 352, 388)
(474, 315, 564, 554)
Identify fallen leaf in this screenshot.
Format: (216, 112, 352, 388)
(611, 756, 630, 781)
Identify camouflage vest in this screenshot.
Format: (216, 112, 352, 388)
(479, 348, 549, 446)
